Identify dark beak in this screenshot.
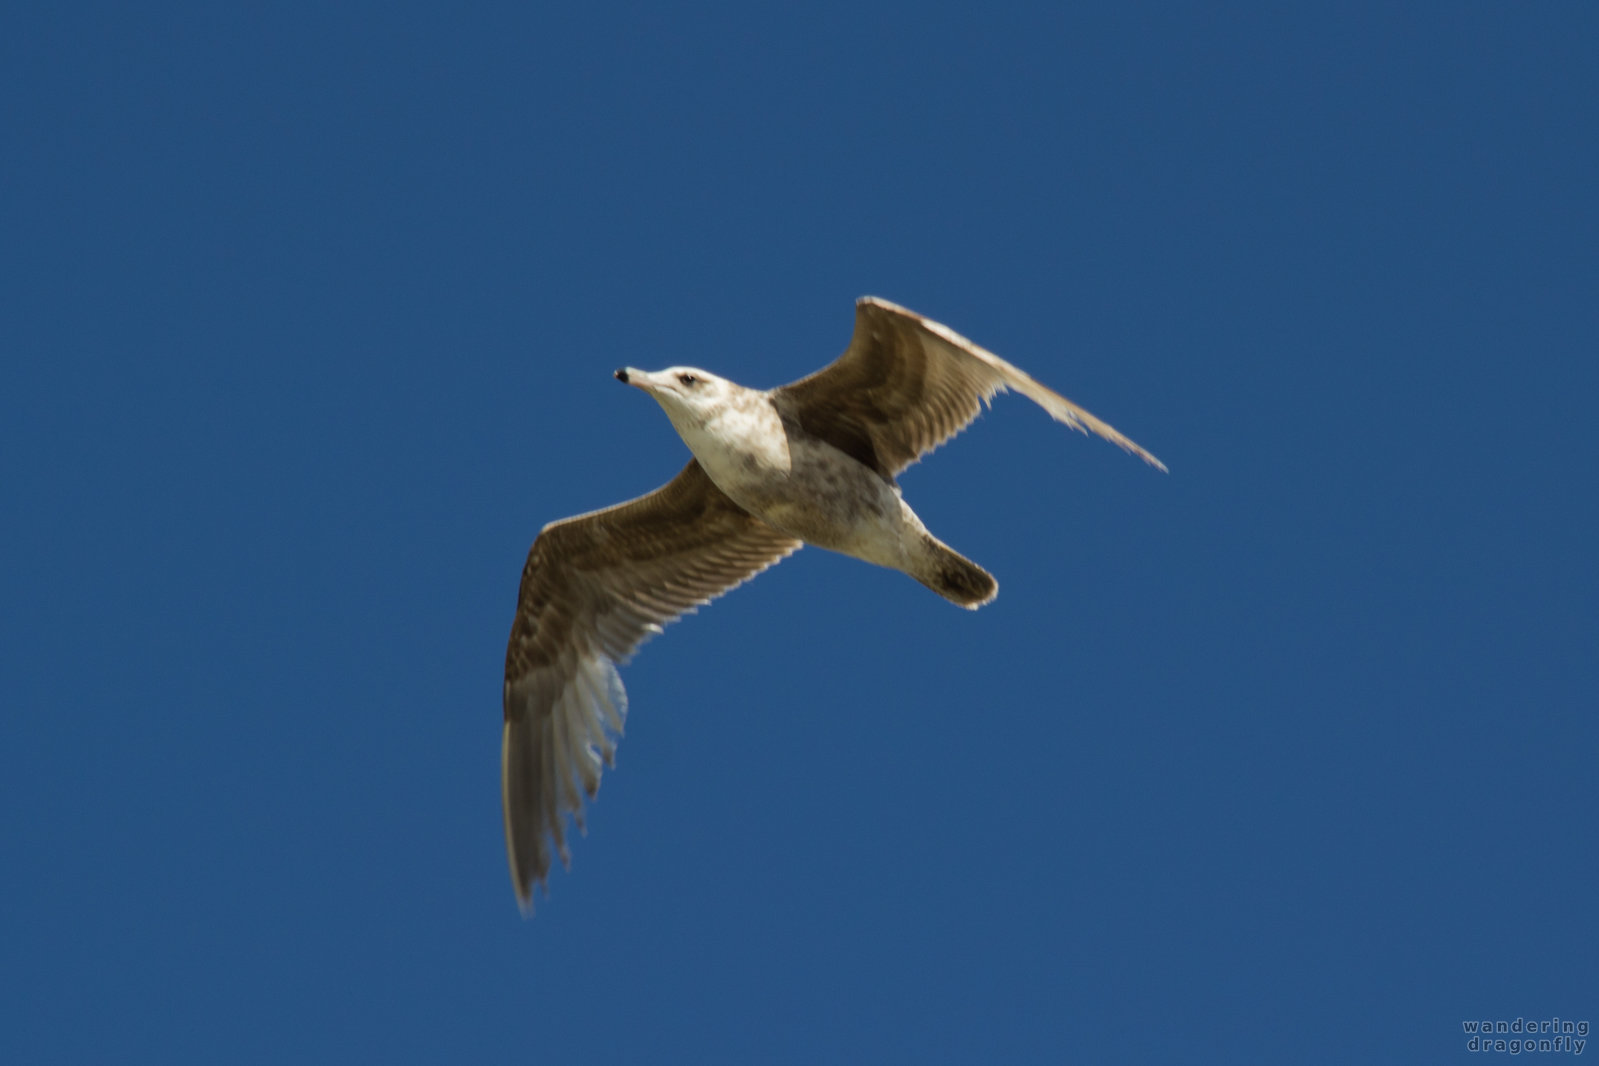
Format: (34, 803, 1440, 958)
(613, 368, 630, 383)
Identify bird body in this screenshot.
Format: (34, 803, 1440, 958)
(502, 297, 1165, 912)
(617, 365, 950, 593)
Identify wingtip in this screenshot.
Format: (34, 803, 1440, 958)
(508, 855, 542, 917)
(1113, 440, 1168, 474)
(511, 863, 548, 918)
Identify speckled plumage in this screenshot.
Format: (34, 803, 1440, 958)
(501, 296, 1165, 912)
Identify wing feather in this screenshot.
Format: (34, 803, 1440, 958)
(774, 297, 1166, 476)
(502, 459, 801, 911)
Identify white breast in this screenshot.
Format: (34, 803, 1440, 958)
(676, 397, 792, 491)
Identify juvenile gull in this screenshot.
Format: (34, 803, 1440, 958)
(502, 296, 1165, 912)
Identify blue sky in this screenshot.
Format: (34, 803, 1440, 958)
(3, 3, 1595, 1062)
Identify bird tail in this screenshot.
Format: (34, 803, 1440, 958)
(912, 534, 997, 609)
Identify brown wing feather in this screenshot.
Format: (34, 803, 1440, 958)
(775, 297, 1166, 476)
(502, 459, 801, 911)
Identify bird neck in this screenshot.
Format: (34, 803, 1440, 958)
(672, 396, 791, 481)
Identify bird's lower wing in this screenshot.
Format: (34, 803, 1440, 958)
(502, 460, 801, 912)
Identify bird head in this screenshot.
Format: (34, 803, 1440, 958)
(614, 366, 735, 433)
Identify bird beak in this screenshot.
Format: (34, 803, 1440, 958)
(615, 367, 650, 390)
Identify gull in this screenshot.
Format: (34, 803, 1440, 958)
(502, 296, 1165, 912)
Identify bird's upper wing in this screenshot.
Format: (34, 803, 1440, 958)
(773, 297, 1166, 477)
(502, 459, 801, 911)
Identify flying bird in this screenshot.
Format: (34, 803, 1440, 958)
(502, 296, 1165, 912)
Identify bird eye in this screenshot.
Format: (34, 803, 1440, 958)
(678, 373, 698, 386)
